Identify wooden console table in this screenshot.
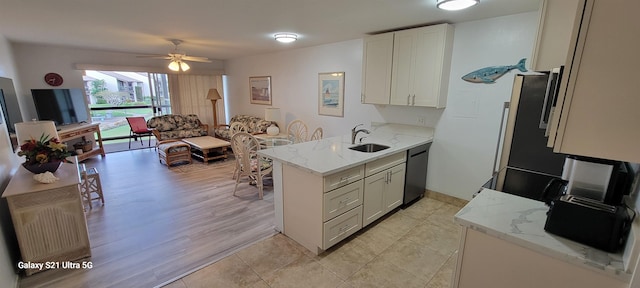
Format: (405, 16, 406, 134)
(58, 123, 105, 162)
(2, 162, 91, 276)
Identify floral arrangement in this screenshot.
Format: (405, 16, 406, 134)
(18, 134, 71, 165)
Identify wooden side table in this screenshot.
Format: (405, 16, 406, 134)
(57, 123, 105, 162)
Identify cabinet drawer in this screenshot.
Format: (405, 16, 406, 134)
(323, 205, 363, 249)
(323, 180, 363, 222)
(323, 165, 365, 192)
(365, 152, 406, 177)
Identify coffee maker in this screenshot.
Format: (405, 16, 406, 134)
(542, 156, 634, 252)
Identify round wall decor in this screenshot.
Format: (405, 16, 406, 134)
(44, 73, 63, 86)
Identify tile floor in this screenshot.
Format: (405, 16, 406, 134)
(163, 197, 463, 288)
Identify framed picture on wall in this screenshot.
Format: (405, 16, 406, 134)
(249, 76, 272, 105)
(318, 72, 344, 117)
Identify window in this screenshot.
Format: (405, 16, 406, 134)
(83, 70, 171, 142)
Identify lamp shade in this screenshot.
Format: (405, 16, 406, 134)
(206, 89, 222, 100)
(168, 61, 190, 72)
(264, 107, 281, 121)
(168, 61, 180, 71)
(179, 61, 190, 71)
(15, 121, 59, 145)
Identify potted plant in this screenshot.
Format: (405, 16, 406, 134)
(18, 134, 71, 174)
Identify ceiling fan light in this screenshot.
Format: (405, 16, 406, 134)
(274, 33, 297, 43)
(180, 61, 190, 71)
(437, 0, 479, 11)
(168, 61, 180, 71)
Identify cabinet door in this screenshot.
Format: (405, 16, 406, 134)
(531, 0, 581, 71)
(365, 151, 406, 177)
(323, 165, 365, 192)
(362, 33, 394, 104)
(363, 171, 386, 227)
(548, 0, 640, 163)
(390, 29, 416, 106)
(384, 164, 406, 213)
(412, 24, 453, 108)
(323, 180, 363, 222)
(390, 24, 453, 108)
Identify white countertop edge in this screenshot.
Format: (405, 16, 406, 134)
(455, 217, 632, 282)
(455, 189, 632, 283)
(260, 138, 433, 176)
(258, 123, 434, 176)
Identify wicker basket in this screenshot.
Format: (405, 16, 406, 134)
(74, 141, 93, 152)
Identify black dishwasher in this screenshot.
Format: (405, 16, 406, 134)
(403, 143, 431, 206)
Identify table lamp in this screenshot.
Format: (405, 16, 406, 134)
(14, 121, 59, 146)
(264, 107, 281, 136)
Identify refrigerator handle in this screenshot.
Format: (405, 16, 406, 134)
(492, 101, 510, 174)
(541, 67, 564, 135)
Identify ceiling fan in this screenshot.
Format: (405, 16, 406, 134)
(137, 39, 211, 71)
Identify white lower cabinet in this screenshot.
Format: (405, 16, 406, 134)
(363, 163, 406, 227)
(323, 205, 363, 249)
(282, 151, 408, 254)
(453, 228, 628, 288)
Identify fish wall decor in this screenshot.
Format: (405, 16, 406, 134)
(462, 58, 527, 84)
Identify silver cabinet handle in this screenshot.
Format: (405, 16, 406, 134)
(407, 95, 411, 105)
(412, 95, 416, 106)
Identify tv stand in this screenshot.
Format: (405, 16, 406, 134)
(57, 123, 105, 162)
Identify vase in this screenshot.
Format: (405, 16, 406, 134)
(22, 161, 62, 174)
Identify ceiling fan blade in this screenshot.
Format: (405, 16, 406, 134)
(182, 56, 211, 63)
(136, 55, 172, 60)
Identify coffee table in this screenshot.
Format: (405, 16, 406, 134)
(181, 136, 231, 164)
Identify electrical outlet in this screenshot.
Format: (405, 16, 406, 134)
(417, 116, 426, 125)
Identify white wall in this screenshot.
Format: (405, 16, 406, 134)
(225, 39, 385, 137)
(0, 35, 22, 288)
(225, 12, 540, 200)
(429, 12, 540, 200)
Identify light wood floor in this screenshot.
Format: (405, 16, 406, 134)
(18, 149, 277, 288)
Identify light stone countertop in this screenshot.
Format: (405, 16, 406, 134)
(257, 123, 434, 176)
(455, 188, 633, 282)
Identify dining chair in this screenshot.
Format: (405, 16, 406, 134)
(310, 127, 323, 140)
(286, 119, 308, 144)
(230, 122, 248, 134)
(126, 117, 153, 149)
(230, 132, 273, 199)
(230, 122, 248, 179)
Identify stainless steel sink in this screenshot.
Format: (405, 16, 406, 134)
(349, 143, 390, 153)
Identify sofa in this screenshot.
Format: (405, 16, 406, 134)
(214, 115, 277, 141)
(146, 114, 209, 142)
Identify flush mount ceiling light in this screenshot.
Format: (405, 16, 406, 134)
(436, 0, 479, 11)
(274, 33, 297, 43)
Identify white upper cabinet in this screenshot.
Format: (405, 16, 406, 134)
(547, 0, 640, 163)
(531, 0, 581, 71)
(361, 33, 394, 105)
(362, 24, 454, 108)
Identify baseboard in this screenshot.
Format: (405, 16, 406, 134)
(425, 190, 469, 208)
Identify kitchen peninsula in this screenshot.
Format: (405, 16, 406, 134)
(453, 188, 637, 288)
(258, 123, 433, 254)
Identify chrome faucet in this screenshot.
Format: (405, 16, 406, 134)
(351, 124, 370, 144)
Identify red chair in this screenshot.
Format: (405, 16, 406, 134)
(126, 117, 153, 149)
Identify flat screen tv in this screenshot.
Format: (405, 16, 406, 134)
(31, 89, 89, 126)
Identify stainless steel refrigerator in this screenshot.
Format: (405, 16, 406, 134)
(494, 72, 567, 201)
